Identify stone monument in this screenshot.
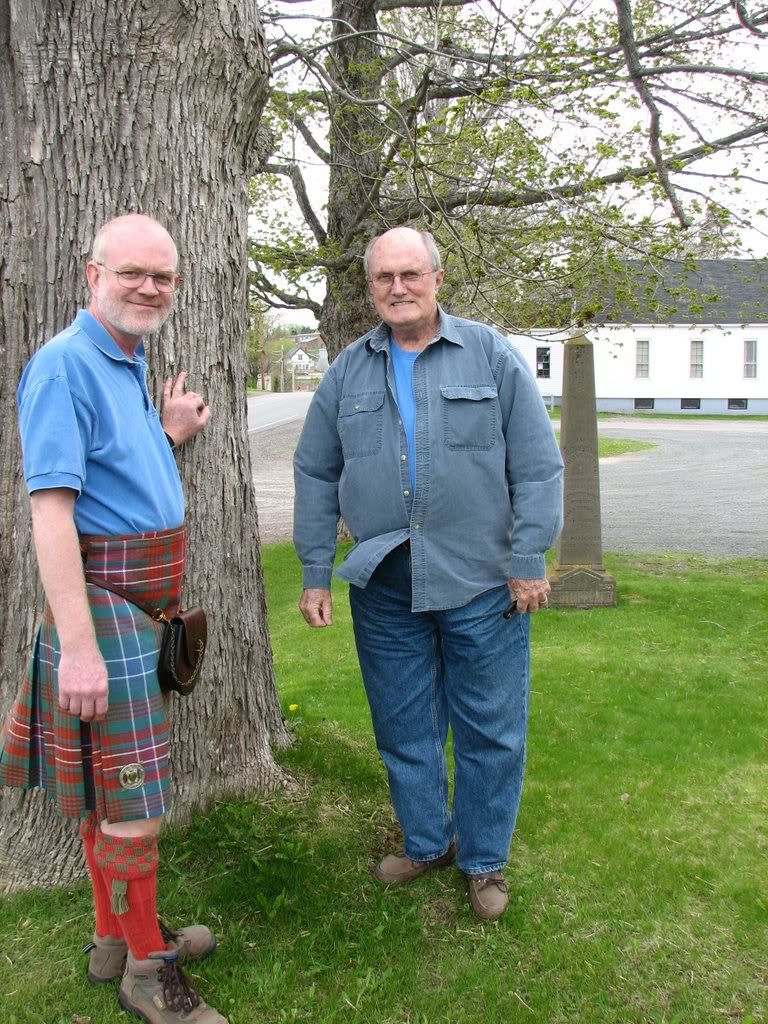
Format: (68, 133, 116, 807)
(548, 335, 617, 608)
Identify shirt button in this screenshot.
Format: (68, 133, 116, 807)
(400, 454, 407, 462)
(354, 403, 360, 410)
(403, 489, 410, 497)
(413, 523, 420, 529)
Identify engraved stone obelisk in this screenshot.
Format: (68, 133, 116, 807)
(548, 335, 617, 607)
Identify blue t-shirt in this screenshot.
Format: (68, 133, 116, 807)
(389, 340, 420, 492)
(17, 309, 184, 535)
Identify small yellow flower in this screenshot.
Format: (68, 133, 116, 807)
(288, 703, 299, 713)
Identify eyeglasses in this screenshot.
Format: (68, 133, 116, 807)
(96, 263, 179, 292)
(368, 269, 439, 290)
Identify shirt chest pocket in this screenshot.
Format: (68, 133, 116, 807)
(338, 391, 385, 459)
(441, 384, 498, 451)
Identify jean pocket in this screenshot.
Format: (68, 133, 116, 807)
(338, 391, 385, 459)
(441, 384, 498, 450)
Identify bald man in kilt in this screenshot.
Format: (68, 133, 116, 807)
(0, 215, 228, 1024)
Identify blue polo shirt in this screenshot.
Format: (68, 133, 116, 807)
(17, 309, 184, 535)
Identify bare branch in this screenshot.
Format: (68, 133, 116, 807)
(614, 0, 693, 228)
(640, 63, 768, 83)
(377, 0, 472, 8)
(291, 112, 331, 164)
(386, 120, 768, 220)
(732, 0, 768, 35)
(250, 269, 323, 317)
(264, 163, 328, 245)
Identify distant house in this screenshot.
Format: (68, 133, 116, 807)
(287, 345, 314, 370)
(508, 260, 768, 414)
(287, 333, 328, 372)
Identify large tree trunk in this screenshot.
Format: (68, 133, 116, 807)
(317, 0, 383, 359)
(0, 0, 289, 893)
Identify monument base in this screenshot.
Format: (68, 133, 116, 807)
(548, 565, 617, 609)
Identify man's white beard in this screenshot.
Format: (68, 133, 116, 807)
(98, 292, 171, 336)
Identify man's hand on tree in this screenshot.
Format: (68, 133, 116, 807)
(161, 371, 210, 445)
(508, 576, 550, 613)
(58, 644, 109, 722)
(300, 588, 333, 627)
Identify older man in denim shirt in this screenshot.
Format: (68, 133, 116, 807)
(294, 227, 563, 920)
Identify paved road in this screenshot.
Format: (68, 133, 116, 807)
(247, 392, 314, 433)
(249, 408, 768, 556)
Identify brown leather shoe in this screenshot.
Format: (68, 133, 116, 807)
(374, 841, 456, 884)
(466, 871, 509, 920)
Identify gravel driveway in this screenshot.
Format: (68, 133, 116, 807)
(250, 418, 768, 557)
(597, 419, 767, 556)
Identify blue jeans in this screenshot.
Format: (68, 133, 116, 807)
(349, 544, 530, 875)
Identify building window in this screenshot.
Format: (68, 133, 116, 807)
(728, 398, 748, 411)
(681, 398, 701, 410)
(744, 339, 757, 379)
(635, 339, 649, 379)
(536, 347, 551, 379)
(634, 398, 654, 411)
(690, 339, 703, 379)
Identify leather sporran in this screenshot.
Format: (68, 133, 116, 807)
(82, 570, 207, 697)
(156, 607, 207, 696)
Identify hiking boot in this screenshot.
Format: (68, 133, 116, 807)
(85, 933, 128, 985)
(119, 948, 228, 1023)
(466, 870, 509, 921)
(85, 920, 216, 984)
(374, 841, 456, 884)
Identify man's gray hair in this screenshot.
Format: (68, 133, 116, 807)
(363, 229, 442, 277)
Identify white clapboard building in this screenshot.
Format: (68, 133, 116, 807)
(508, 260, 768, 415)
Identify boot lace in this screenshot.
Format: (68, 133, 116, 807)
(474, 873, 508, 893)
(157, 956, 201, 1013)
(159, 918, 179, 945)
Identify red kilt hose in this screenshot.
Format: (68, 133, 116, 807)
(0, 525, 186, 823)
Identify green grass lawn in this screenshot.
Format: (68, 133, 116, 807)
(554, 435, 655, 458)
(548, 410, 768, 422)
(1, 549, 766, 1023)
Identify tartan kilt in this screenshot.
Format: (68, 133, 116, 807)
(0, 525, 186, 822)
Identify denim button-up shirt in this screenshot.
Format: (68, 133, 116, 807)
(294, 308, 563, 612)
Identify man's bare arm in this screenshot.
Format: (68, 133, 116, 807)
(29, 489, 108, 721)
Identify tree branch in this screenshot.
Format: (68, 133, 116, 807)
(641, 63, 768, 83)
(338, 70, 432, 252)
(264, 163, 328, 246)
(614, 0, 693, 228)
(377, 0, 473, 9)
(292, 112, 331, 164)
(732, 0, 768, 35)
(250, 269, 323, 317)
(385, 120, 768, 220)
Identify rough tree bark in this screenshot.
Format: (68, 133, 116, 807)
(0, 0, 289, 893)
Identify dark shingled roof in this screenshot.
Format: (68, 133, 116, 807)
(591, 259, 768, 325)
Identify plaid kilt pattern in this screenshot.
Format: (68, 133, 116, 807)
(0, 525, 186, 822)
